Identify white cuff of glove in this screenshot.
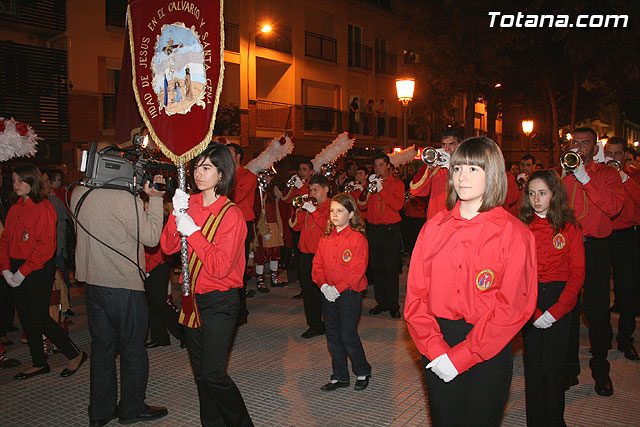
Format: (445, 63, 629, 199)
(172, 188, 190, 214)
(294, 176, 303, 189)
(436, 150, 451, 168)
(620, 171, 629, 183)
(302, 201, 316, 213)
(533, 310, 556, 329)
(426, 353, 459, 383)
(375, 180, 383, 192)
(573, 164, 591, 185)
(320, 283, 339, 302)
(175, 213, 201, 237)
(353, 183, 363, 191)
(2, 270, 13, 284)
(12, 270, 25, 286)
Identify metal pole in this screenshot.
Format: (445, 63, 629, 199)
(403, 104, 409, 179)
(178, 164, 191, 297)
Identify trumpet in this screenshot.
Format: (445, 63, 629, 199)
(367, 175, 382, 193)
(286, 175, 304, 188)
(560, 151, 584, 171)
(343, 182, 359, 193)
(606, 159, 623, 171)
(421, 147, 444, 165)
(404, 191, 412, 200)
(292, 195, 318, 211)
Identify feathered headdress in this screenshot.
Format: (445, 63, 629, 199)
(245, 135, 294, 175)
(0, 117, 40, 161)
(311, 132, 354, 172)
(389, 145, 418, 168)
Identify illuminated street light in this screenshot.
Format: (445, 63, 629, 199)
(566, 132, 572, 140)
(494, 83, 502, 88)
(634, 141, 639, 147)
(261, 24, 272, 33)
(521, 120, 534, 136)
(600, 133, 609, 145)
(396, 77, 415, 179)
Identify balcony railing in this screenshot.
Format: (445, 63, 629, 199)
(102, 93, 117, 129)
(305, 32, 337, 62)
(225, 22, 240, 53)
(349, 112, 397, 138)
(304, 105, 342, 133)
(348, 43, 372, 70)
(256, 100, 292, 129)
(375, 51, 397, 75)
(256, 26, 292, 54)
(214, 103, 240, 136)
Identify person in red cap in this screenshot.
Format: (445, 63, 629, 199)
(405, 137, 537, 427)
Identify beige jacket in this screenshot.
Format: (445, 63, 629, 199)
(71, 186, 164, 291)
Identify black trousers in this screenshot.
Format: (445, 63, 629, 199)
(144, 263, 184, 344)
(523, 281, 571, 427)
(238, 220, 253, 317)
(323, 289, 371, 382)
(288, 230, 301, 286)
(185, 289, 253, 427)
(299, 252, 324, 332)
(368, 223, 401, 311)
(609, 227, 638, 348)
(401, 216, 426, 257)
(85, 284, 149, 420)
(422, 318, 512, 427)
(578, 236, 613, 379)
(0, 275, 15, 337)
(11, 258, 79, 367)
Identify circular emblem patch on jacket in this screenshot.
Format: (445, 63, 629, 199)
(476, 269, 495, 290)
(342, 249, 352, 263)
(553, 233, 566, 250)
(21, 231, 29, 242)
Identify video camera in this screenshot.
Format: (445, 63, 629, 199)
(80, 134, 177, 194)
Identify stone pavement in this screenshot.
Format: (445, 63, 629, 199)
(1, 267, 639, 426)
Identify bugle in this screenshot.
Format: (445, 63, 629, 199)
(292, 195, 318, 211)
(560, 151, 584, 171)
(606, 159, 622, 171)
(421, 147, 444, 165)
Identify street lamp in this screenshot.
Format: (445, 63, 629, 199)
(396, 77, 415, 178)
(600, 133, 609, 145)
(522, 119, 534, 153)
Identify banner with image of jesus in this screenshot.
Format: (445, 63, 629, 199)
(127, 0, 224, 164)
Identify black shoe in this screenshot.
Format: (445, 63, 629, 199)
(89, 412, 118, 427)
(245, 289, 256, 298)
(301, 328, 324, 339)
(618, 345, 639, 361)
(594, 375, 614, 396)
(61, 351, 88, 377)
(354, 375, 370, 391)
(257, 285, 270, 293)
(271, 281, 288, 288)
(14, 365, 50, 380)
(390, 310, 401, 319)
(320, 381, 349, 391)
(369, 306, 387, 315)
(564, 376, 579, 391)
(118, 405, 168, 425)
(292, 292, 303, 299)
(144, 341, 170, 349)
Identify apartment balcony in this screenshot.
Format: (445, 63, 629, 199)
(305, 32, 337, 62)
(304, 105, 342, 133)
(256, 26, 292, 54)
(348, 43, 372, 71)
(225, 22, 240, 53)
(256, 100, 292, 130)
(102, 93, 117, 129)
(375, 51, 397, 75)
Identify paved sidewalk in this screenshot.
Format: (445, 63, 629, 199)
(1, 269, 639, 426)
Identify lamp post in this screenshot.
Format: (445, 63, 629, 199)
(522, 119, 534, 153)
(396, 77, 415, 178)
(246, 24, 272, 118)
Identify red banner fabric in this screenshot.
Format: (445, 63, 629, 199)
(127, 0, 224, 164)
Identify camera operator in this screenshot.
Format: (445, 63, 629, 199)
(71, 158, 169, 426)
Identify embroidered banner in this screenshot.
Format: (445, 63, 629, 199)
(127, 0, 224, 164)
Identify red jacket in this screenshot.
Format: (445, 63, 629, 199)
(229, 167, 256, 222)
(404, 195, 427, 219)
(563, 161, 624, 238)
(312, 226, 368, 293)
(289, 199, 330, 253)
(145, 244, 171, 273)
(612, 167, 640, 229)
(0, 197, 57, 277)
(528, 214, 585, 320)
(410, 164, 448, 220)
(405, 202, 537, 373)
(361, 175, 404, 225)
(503, 172, 520, 215)
(161, 194, 247, 293)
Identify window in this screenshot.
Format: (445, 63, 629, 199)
(106, 0, 126, 28)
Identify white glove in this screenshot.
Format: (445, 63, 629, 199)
(533, 310, 556, 329)
(517, 173, 528, 183)
(172, 188, 190, 215)
(293, 175, 303, 189)
(175, 213, 201, 237)
(436, 149, 451, 169)
(320, 283, 340, 302)
(353, 183, 363, 191)
(11, 270, 24, 286)
(2, 270, 13, 285)
(375, 179, 383, 193)
(426, 353, 459, 383)
(573, 162, 591, 185)
(620, 170, 629, 183)
(302, 201, 316, 213)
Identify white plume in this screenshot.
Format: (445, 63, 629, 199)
(0, 117, 39, 162)
(246, 135, 294, 174)
(311, 132, 354, 172)
(389, 145, 418, 167)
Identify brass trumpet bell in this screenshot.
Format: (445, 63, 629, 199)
(560, 151, 583, 171)
(421, 147, 443, 165)
(292, 195, 318, 211)
(286, 175, 303, 188)
(606, 159, 622, 171)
